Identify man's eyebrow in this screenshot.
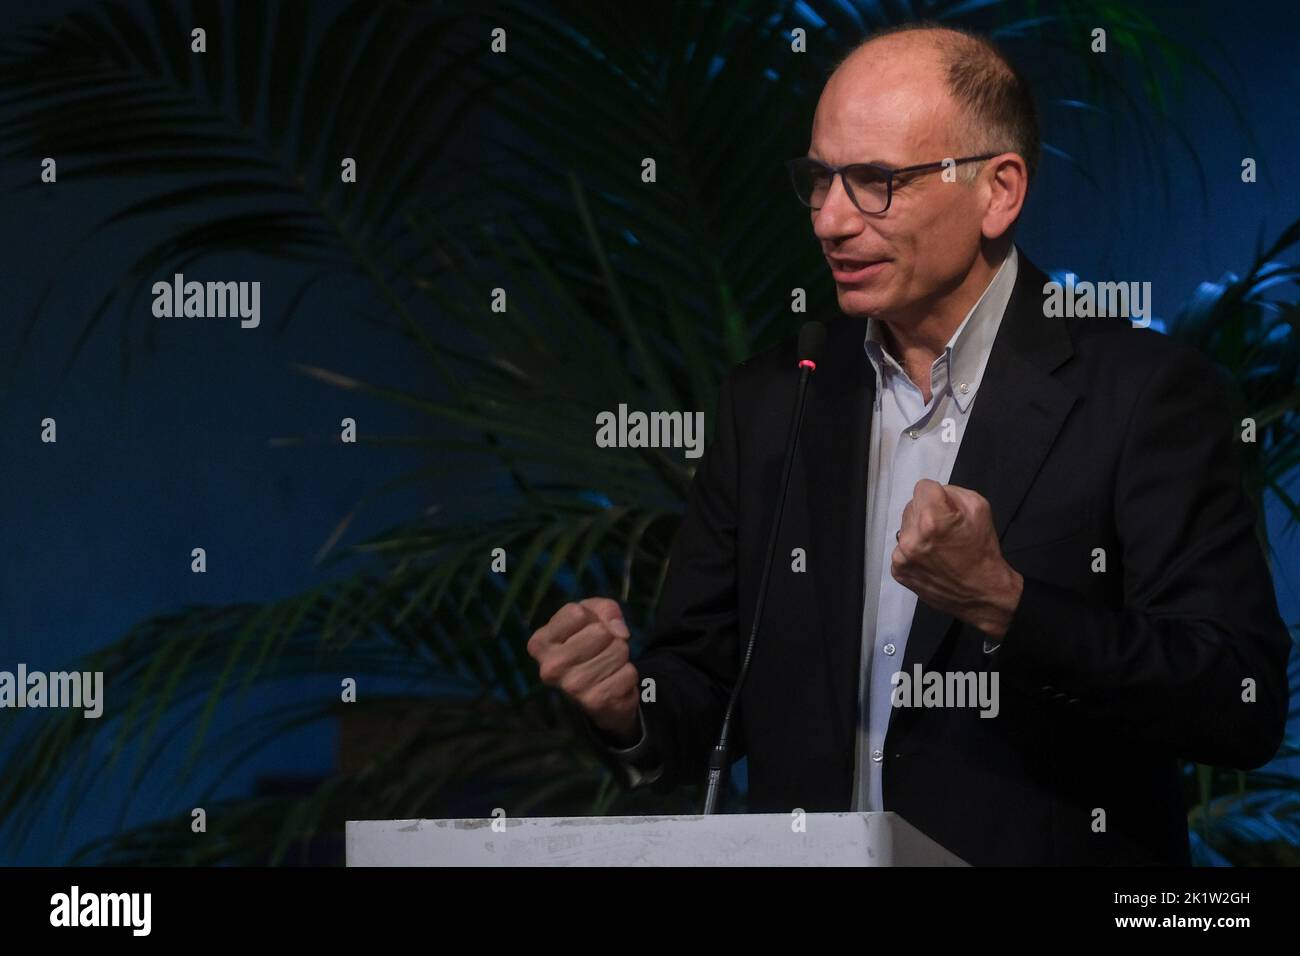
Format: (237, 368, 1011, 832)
(808, 153, 901, 168)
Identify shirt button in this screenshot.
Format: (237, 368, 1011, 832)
(907, 429, 919, 440)
(871, 749, 884, 762)
(883, 642, 896, 656)
(959, 382, 970, 394)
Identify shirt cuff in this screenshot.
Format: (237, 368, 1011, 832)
(597, 706, 664, 786)
(604, 705, 649, 755)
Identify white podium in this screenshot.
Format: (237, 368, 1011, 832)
(345, 812, 968, 866)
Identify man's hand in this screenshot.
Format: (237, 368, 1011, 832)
(890, 479, 1024, 639)
(527, 597, 641, 744)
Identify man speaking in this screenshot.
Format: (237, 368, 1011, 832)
(526, 23, 1291, 865)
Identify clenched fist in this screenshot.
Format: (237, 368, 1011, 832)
(527, 597, 641, 744)
(890, 479, 1024, 638)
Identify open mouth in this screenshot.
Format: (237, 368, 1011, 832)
(828, 258, 888, 282)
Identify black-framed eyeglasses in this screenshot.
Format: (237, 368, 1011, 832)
(785, 153, 1001, 215)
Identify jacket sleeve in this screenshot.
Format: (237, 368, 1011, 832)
(996, 343, 1292, 769)
(628, 371, 746, 795)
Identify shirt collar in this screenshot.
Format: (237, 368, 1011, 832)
(862, 245, 1018, 413)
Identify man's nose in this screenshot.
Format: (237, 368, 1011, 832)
(812, 173, 863, 240)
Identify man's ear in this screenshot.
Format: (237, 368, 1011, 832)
(981, 154, 1028, 240)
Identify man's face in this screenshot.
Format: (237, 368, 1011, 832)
(808, 42, 989, 321)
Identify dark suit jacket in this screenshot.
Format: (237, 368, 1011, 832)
(596, 248, 1291, 865)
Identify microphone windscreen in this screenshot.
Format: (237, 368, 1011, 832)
(797, 320, 827, 364)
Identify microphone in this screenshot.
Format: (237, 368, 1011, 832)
(701, 320, 827, 814)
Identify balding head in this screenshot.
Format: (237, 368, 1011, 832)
(829, 25, 1040, 182)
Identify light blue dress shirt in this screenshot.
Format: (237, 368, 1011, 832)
(852, 246, 1019, 812)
